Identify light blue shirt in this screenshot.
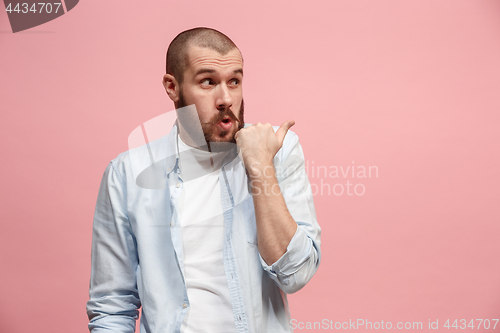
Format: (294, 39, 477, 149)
(86, 123, 321, 333)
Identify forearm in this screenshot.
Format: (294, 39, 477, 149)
(250, 161, 298, 265)
(235, 122, 321, 291)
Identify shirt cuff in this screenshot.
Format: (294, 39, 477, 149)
(259, 225, 313, 278)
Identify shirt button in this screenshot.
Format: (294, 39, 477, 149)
(182, 303, 188, 308)
(176, 183, 180, 188)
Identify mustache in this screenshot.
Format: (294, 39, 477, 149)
(204, 108, 241, 127)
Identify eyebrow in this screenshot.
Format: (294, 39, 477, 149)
(194, 68, 243, 76)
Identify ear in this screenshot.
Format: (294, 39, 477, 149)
(163, 74, 180, 103)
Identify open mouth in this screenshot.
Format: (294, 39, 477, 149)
(218, 116, 233, 130)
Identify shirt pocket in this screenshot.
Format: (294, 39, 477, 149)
(242, 196, 258, 245)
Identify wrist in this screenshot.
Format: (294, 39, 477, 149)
(247, 160, 276, 180)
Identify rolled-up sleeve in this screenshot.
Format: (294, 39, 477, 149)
(259, 132, 321, 294)
(86, 161, 141, 332)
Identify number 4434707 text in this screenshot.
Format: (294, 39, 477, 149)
(443, 319, 498, 330)
(5, 3, 62, 14)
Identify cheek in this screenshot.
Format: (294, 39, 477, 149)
(184, 93, 211, 116)
(196, 104, 217, 123)
(198, 112, 212, 123)
(234, 101, 243, 116)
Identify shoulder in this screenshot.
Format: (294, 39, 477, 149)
(108, 126, 178, 182)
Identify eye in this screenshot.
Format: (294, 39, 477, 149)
(229, 79, 240, 86)
(200, 78, 214, 86)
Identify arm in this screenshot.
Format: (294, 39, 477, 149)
(86, 161, 141, 332)
(235, 122, 321, 294)
(248, 154, 297, 265)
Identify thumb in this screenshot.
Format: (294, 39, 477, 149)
(275, 119, 295, 145)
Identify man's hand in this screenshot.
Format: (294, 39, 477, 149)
(234, 120, 295, 178)
(234, 120, 298, 265)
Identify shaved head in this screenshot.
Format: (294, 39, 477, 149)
(166, 27, 239, 84)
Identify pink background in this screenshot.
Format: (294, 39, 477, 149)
(1, 0, 499, 332)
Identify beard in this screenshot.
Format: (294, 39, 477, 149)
(177, 90, 245, 145)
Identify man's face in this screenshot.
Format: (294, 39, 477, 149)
(177, 45, 244, 143)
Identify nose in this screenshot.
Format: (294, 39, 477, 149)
(215, 83, 233, 110)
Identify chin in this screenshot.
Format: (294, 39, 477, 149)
(211, 134, 235, 143)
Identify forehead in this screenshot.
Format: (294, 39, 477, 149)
(185, 45, 243, 74)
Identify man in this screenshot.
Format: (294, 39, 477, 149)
(86, 27, 321, 333)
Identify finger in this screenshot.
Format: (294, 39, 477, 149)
(275, 119, 295, 144)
